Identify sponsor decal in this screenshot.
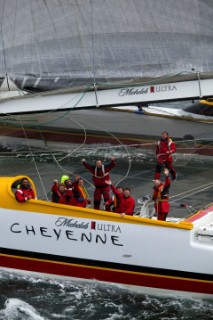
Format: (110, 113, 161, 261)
(55, 218, 121, 233)
(118, 87, 148, 96)
(150, 86, 155, 93)
(150, 84, 177, 93)
(55, 217, 89, 229)
(90, 221, 121, 233)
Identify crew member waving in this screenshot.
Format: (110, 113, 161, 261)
(152, 168, 171, 221)
(82, 156, 116, 210)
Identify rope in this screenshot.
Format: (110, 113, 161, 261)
(19, 116, 49, 201)
(0, 0, 8, 80)
(169, 182, 213, 200)
(1, 89, 212, 206)
(54, 115, 132, 187)
(170, 183, 213, 204)
(52, 154, 93, 188)
(57, 115, 87, 162)
(90, 0, 99, 108)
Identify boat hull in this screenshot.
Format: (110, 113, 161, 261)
(0, 176, 212, 299)
(1, 252, 212, 300)
(1, 109, 213, 154)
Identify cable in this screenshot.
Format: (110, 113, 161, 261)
(63, 117, 132, 187)
(170, 183, 213, 204)
(19, 116, 49, 201)
(90, 0, 99, 108)
(57, 115, 88, 162)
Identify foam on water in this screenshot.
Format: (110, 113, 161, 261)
(0, 270, 213, 319)
(0, 298, 46, 320)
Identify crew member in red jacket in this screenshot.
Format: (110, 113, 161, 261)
(61, 175, 73, 203)
(105, 180, 123, 213)
(121, 188, 135, 217)
(152, 168, 171, 221)
(82, 156, 116, 210)
(51, 182, 71, 205)
(15, 177, 35, 202)
(154, 131, 177, 180)
(71, 175, 91, 208)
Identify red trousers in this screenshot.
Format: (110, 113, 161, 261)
(94, 185, 110, 210)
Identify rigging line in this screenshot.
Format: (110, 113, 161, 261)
(43, 0, 74, 81)
(94, 141, 156, 151)
(53, 112, 131, 186)
(147, 182, 213, 208)
(176, 139, 213, 152)
(182, 141, 213, 155)
(169, 182, 213, 200)
(52, 145, 94, 188)
(99, 70, 199, 88)
(29, 0, 50, 77)
(0, 0, 8, 82)
(18, 116, 49, 201)
(57, 115, 88, 162)
(27, 111, 93, 186)
(170, 184, 213, 204)
(170, 186, 213, 206)
(1, 81, 93, 123)
(46, 82, 94, 113)
(68, 118, 132, 187)
(90, 0, 99, 107)
(51, 155, 93, 188)
(49, 115, 94, 187)
(46, 112, 93, 187)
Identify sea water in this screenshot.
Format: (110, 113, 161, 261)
(0, 127, 212, 319)
(0, 270, 212, 320)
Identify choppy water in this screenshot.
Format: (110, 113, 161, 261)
(0, 270, 212, 320)
(0, 103, 213, 319)
(0, 157, 213, 319)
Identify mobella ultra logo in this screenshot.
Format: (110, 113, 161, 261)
(118, 87, 148, 96)
(55, 217, 89, 229)
(118, 84, 177, 97)
(55, 218, 121, 233)
(90, 221, 121, 233)
(150, 84, 177, 94)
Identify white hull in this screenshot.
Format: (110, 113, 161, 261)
(112, 105, 213, 122)
(0, 176, 212, 299)
(142, 106, 213, 122)
(0, 79, 213, 115)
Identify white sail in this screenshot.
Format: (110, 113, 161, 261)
(0, 77, 27, 99)
(0, 0, 213, 92)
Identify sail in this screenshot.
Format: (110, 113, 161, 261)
(0, 0, 213, 92)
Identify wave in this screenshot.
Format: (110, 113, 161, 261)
(0, 270, 213, 320)
(0, 298, 45, 320)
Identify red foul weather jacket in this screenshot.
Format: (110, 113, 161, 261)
(51, 182, 72, 205)
(121, 196, 135, 215)
(15, 186, 35, 202)
(83, 160, 116, 188)
(109, 184, 123, 213)
(152, 176, 170, 213)
(71, 180, 90, 207)
(156, 138, 176, 163)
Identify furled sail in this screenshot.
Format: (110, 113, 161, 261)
(0, 0, 213, 92)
